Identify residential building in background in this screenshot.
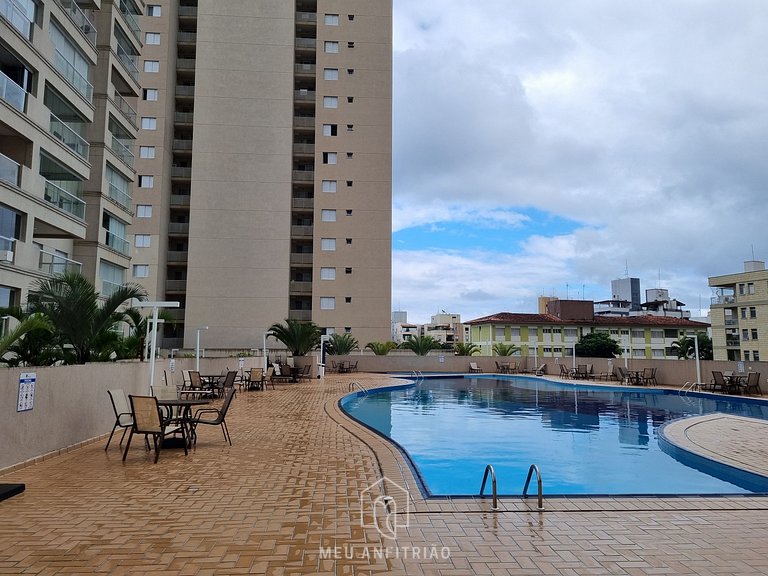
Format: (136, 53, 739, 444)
(419, 312, 464, 346)
(135, 0, 392, 349)
(1, 0, 140, 311)
(1, 1, 393, 350)
(468, 300, 709, 359)
(709, 260, 768, 361)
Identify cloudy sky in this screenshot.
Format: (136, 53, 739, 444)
(390, 0, 768, 324)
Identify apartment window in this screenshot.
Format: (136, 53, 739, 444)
(323, 124, 337, 136)
(322, 180, 337, 193)
(565, 328, 578, 338)
(752, 329, 759, 340)
(141, 117, 157, 130)
(741, 307, 747, 319)
(320, 297, 335, 310)
(49, 22, 90, 98)
(136, 204, 152, 218)
(139, 146, 155, 159)
(347, 41, 355, 48)
(324, 14, 339, 25)
(321, 238, 336, 251)
(755, 351, 761, 361)
(652, 349, 664, 358)
(322, 152, 337, 165)
(748, 282, 756, 295)
(346, 124, 354, 131)
(320, 267, 336, 280)
(650, 330, 664, 340)
(144, 60, 159, 73)
(345, 327, 352, 333)
(495, 327, 505, 341)
(744, 351, 751, 361)
(511, 328, 521, 337)
(323, 96, 338, 108)
(345, 267, 352, 274)
(620, 329, 629, 335)
(100, 260, 125, 293)
(105, 164, 131, 207)
(145, 32, 161, 45)
(324, 68, 339, 81)
(610, 329, 619, 335)
(743, 329, 750, 341)
(750, 307, 757, 319)
(324, 41, 339, 53)
(147, 5, 161, 16)
(345, 210, 352, 216)
(143, 89, 158, 101)
(321, 209, 337, 222)
(345, 297, 352, 304)
(133, 264, 149, 278)
(542, 328, 551, 334)
(138, 175, 154, 188)
(135, 234, 150, 248)
(739, 284, 745, 295)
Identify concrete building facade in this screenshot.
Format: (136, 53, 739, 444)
(709, 260, 768, 361)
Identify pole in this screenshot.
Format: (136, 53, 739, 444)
(693, 334, 701, 385)
(195, 327, 207, 372)
(148, 306, 159, 394)
(263, 331, 271, 371)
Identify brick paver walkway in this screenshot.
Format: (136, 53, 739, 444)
(3, 374, 768, 575)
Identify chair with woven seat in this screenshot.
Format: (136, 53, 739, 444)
(710, 371, 728, 393)
(469, 362, 482, 373)
(244, 367, 264, 390)
(190, 386, 236, 446)
(123, 395, 187, 463)
(641, 367, 658, 386)
(743, 372, 763, 396)
(105, 389, 134, 450)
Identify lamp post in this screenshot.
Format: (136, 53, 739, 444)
(195, 326, 208, 372)
(170, 348, 179, 359)
(319, 334, 331, 379)
(133, 300, 180, 394)
(692, 333, 701, 386)
(263, 331, 273, 371)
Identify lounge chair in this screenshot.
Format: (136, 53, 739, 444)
(559, 364, 571, 379)
(534, 364, 547, 376)
(469, 362, 482, 373)
(190, 387, 236, 446)
(710, 371, 728, 393)
(105, 389, 133, 450)
(123, 395, 187, 463)
(262, 366, 276, 389)
(574, 364, 589, 379)
(297, 364, 312, 380)
(244, 368, 264, 391)
(641, 368, 658, 386)
(743, 372, 763, 396)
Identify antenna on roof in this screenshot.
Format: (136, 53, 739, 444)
(624, 261, 629, 277)
(752, 244, 756, 261)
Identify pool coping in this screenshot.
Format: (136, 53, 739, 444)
(327, 374, 768, 514)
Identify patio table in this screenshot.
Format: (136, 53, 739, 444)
(157, 398, 210, 448)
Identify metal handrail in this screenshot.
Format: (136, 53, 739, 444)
(348, 381, 368, 395)
(680, 381, 703, 396)
(479, 464, 498, 510)
(522, 464, 543, 510)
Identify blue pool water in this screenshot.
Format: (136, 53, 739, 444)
(340, 376, 768, 496)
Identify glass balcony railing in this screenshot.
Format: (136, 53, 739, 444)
(115, 44, 139, 82)
(44, 179, 86, 219)
(117, 3, 140, 42)
(39, 249, 82, 275)
(0, 152, 21, 187)
(113, 90, 137, 127)
(101, 279, 122, 297)
(105, 230, 130, 256)
(108, 181, 132, 211)
(110, 135, 135, 167)
(57, 0, 96, 45)
(53, 50, 93, 101)
(0, 70, 25, 112)
(50, 112, 89, 159)
(0, 0, 33, 39)
(0, 235, 15, 264)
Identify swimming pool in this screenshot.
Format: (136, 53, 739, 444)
(340, 376, 768, 496)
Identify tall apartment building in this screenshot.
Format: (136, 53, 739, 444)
(709, 260, 768, 361)
(1, 0, 141, 313)
(135, 0, 392, 349)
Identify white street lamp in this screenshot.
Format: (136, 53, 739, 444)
(195, 326, 208, 372)
(170, 348, 179, 359)
(133, 300, 180, 393)
(263, 331, 274, 371)
(319, 334, 331, 379)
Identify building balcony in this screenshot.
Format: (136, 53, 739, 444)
(167, 250, 188, 263)
(0, 152, 21, 188)
(296, 12, 317, 24)
(0, 235, 16, 264)
(725, 338, 741, 348)
(711, 295, 736, 305)
(293, 116, 315, 130)
(178, 5, 197, 19)
(170, 194, 191, 207)
(171, 166, 192, 179)
(50, 113, 89, 159)
(44, 180, 86, 220)
(168, 222, 189, 235)
(102, 280, 123, 298)
(165, 279, 187, 292)
(53, 50, 93, 102)
(292, 197, 313, 210)
(105, 231, 130, 256)
(292, 169, 313, 182)
(113, 90, 137, 128)
(116, 1, 140, 42)
(290, 253, 313, 266)
(173, 138, 193, 151)
(178, 31, 197, 44)
(176, 58, 196, 71)
(107, 182, 132, 212)
(0, 0, 33, 39)
(291, 225, 313, 237)
(0, 69, 26, 112)
(294, 89, 315, 102)
(289, 281, 312, 294)
(175, 111, 194, 124)
(110, 136, 134, 168)
(38, 249, 82, 275)
(294, 63, 316, 76)
(58, 0, 97, 45)
(293, 142, 314, 155)
(295, 38, 316, 51)
(115, 44, 139, 83)
(175, 85, 195, 98)
(288, 309, 312, 321)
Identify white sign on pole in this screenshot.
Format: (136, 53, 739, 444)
(238, 357, 245, 370)
(169, 358, 176, 373)
(17, 372, 36, 412)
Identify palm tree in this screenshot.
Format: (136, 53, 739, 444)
(493, 342, 520, 356)
(671, 333, 713, 360)
(365, 341, 397, 355)
(269, 318, 322, 356)
(27, 272, 147, 364)
(454, 342, 480, 356)
(113, 307, 175, 360)
(327, 333, 359, 355)
(0, 313, 54, 366)
(399, 335, 442, 356)
(670, 335, 694, 359)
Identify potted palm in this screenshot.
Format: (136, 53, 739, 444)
(268, 319, 322, 380)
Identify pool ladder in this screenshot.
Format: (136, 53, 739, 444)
(479, 463, 544, 511)
(679, 381, 703, 396)
(411, 370, 424, 383)
(349, 381, 368, 395)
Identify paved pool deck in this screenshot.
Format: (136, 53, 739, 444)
(3, 373, 768, 575)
